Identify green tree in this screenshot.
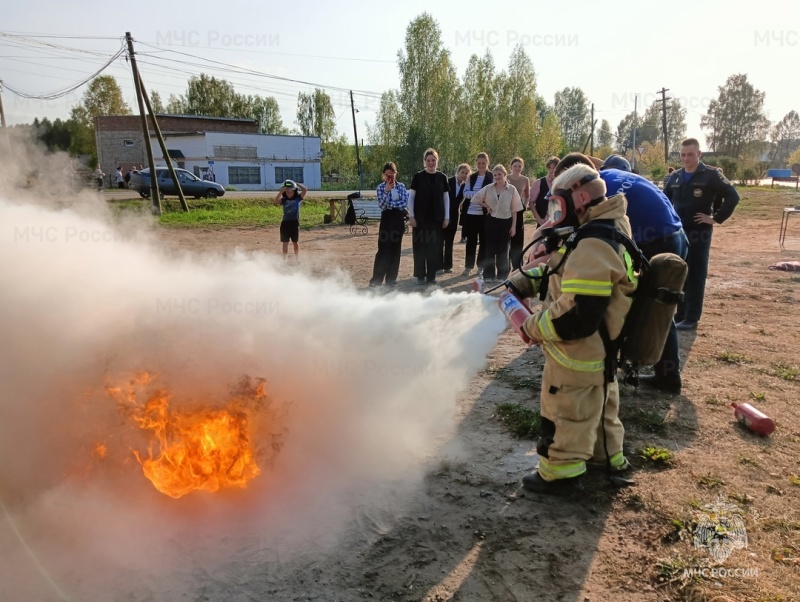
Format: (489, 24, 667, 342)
(615, 112, 636, 153)
(321, 133, 357, 187)
(150, 90, 165, 113)
(553, 87, 590, 150)
(597, 119, 613, 148)
(532, 112, 565, 168)
(34, 117, 72, 152)
(769, 110, 800, 166)
(69, 75, 130, 156)
(396, 13, 460, 173)
(459, 51, 497, 160)
(640, 99, 687, 153)
(251, 96, 288, 134)
(700, 73, 770, 158)
(296, 88, 336, 142)
(183, 74, 238, 116)
(165, 93, 186, 114)
(494, 45, 539, 167)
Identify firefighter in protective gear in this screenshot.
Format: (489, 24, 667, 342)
(508, 164, 638, 494)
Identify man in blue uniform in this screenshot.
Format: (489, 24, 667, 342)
(664, 138, 739, 332)
(553, 153, 688, 393)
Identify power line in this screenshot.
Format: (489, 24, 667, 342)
(137, 38, 395, 64)
(2, 46, 125, 99)
(135, 42, 384, 98)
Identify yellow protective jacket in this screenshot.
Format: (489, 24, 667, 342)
(522, 194, 637, 386)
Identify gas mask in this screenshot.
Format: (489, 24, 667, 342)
(544, 173, 601, 229)
(545, 187, 581, 230)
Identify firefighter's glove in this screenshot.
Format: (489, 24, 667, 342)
(506, 268, 540, 300)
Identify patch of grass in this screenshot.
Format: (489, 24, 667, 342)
(624, 493, 646, 510)
(715, 350, 751, 365)
(704, 396, 724, 406)
(495, 403, 541, 439)
(696, 473, 725, 489)
(512, 377, 538, 390)
(621, 407, 667, 433)
(729, 492, 754, 506)
(770, 361, 799, 381)
(771, 547, 800, 565)
(655, 554, 696, 586)
(486, 365, 512, 380)
(790, 474, 800, 487)
(739, 456, 761, 468)
(749, 391, 767, 402)
(638, 446, 674, 466)
(761, 518, 800, 532)
(154, 198, 333, 228)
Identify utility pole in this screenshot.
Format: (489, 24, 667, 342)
(589, 103, 594, 156)
(137, 66, 189, 212)
(0, 79, 9, 156)
(350, 90, 363, 191)
(713, 108, 718, 153)
(631, 94, 638, 171)
(657, 87, 671, 164)
(125, 31, 161, 215)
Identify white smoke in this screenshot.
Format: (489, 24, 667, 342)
(0, 171, 505, 600)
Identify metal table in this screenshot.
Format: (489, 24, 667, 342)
(779, 207, 800, 248)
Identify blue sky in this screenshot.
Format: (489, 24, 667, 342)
(2, 0, 797, 147)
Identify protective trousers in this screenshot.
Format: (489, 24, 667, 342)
(537, 361, 625, 481)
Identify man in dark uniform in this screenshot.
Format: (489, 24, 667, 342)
(664, 138, 739, 331)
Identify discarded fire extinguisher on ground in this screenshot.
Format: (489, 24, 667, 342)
(731, 402, 776, 436)
(498, 290, 534, 345)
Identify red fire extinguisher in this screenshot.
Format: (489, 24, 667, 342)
(498, 291, 534, 345)
(731, 403, 776, 436)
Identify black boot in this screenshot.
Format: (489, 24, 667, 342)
(639, 373, 682, 394)
(521, 472, 584, 495)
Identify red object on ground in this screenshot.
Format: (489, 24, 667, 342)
(498, 291, 534, 345)
(731, 402, 776, 436)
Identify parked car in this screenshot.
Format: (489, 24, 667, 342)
(131, 167, 225, 199)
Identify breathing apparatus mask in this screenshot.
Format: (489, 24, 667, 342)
(514, 172, 603, 277)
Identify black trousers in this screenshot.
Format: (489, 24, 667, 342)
(509, 209, 525, 271)
(677, 227, 713, 324)
(462, 213, 485, 270)
(412, 225, 442, 282)
(370, 209, 405, 285)
(639, 229, 689, 379)
(483, 216, 512, 280)
(442, 217, 459, 270)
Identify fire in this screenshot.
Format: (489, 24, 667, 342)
(107, 372, 264, 499)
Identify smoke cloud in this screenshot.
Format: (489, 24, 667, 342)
(0, 158, 505, 601)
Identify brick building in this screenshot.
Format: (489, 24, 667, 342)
(95, 114, 259, 182)
(95, 114, 321, 190)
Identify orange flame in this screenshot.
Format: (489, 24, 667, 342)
(107, 372, 264, 499)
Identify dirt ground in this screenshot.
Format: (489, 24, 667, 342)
(157, 188, 800, 602)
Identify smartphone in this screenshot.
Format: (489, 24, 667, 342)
(386, 173, 395, 185)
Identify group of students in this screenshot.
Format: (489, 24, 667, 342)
(370, 149, 541, 288)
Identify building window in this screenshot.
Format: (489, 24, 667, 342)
(228, 166, 261, 185)
(275, 167, 304, 184)
(123, 139, 134, 147)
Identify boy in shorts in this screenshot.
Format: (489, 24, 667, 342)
(274, 179, 308, 260)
